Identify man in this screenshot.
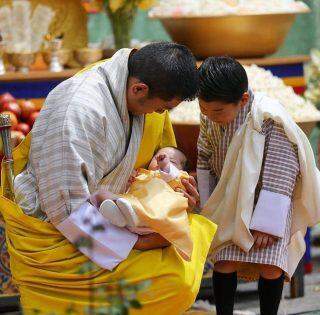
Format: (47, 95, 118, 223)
(4, 42, 216, 314)
(197, 56, 320, 315)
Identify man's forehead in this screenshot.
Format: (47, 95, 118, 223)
(200, 99, 232, 110)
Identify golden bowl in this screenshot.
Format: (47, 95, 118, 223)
(42, 49, 72, 67)
(7, 52, 37, 73)
(154, 10, 309, 58)
(74, 48, 103, 67)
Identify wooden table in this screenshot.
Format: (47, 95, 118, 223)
(0, 69, 79, 82)
(0, 55, 309, 98)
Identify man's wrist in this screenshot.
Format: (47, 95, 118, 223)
(134, 234, 170, 251)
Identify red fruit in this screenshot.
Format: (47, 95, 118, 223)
(11, 131, 25, 148)
(1, 111, 18, 127)
(14, 122, 30, 135)
(19, 100, 36, 121)
(2, 102, 21, 117)
(28, 111, 40, 127)
(0, 93, 15, 105)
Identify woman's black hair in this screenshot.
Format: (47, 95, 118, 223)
(199, 56, 248, 103)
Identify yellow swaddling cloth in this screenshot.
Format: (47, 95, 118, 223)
(120, 168, 193, 261)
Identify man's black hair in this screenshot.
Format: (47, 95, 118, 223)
(199, 56, 248, 103)
(128, 42, 199, 102)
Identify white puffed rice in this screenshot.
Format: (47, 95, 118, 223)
(149, 0, 308, 18)
(170, 64, 320, 124)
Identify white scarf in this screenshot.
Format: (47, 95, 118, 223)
(202, 93, 320, 277)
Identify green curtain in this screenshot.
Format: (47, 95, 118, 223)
(88, 0, 320, 57)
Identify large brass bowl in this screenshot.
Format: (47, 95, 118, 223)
(155, 11, 309, 58)
(74, 48, 103, 67)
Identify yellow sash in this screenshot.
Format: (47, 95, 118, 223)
(0, 115, 217, 315)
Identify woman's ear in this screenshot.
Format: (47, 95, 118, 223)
(240, 92, 250, 108)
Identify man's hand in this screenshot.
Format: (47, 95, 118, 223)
(133, 233, 171, 251)
(90, 190, 119, 208)
(252, 230, 277, 250)
(178, 176, 200, 211)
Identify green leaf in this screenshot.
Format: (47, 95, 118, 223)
(95, 306, 110, 315)
(130, 299, 142, 309)
(65, 305, 77, 315)
(95, 286, 107, 296)
(75, 236, 93, 249)
(122, 300, 131, 309)
(109, 304, 128, 315)
(135, 279, 151, 291)
(118, 279, 127, 288)
(78, 261, 95, 274)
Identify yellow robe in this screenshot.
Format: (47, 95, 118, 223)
(0, 112, 217, 315)
(122, 169, 193, 261)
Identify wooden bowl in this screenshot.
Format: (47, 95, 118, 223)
(6, 52, 37, 73)
(42, 49, 72, 67)
(74, 48, 103, 67)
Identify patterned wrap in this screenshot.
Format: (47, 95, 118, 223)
(14, 49, 144, 226)
(197, 93, 300, 280)
(0, 221, 17, 293)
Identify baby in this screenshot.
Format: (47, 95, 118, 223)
(99, 147, 193, 260)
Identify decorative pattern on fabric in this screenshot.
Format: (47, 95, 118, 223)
(13, 49, 144, 225)
(0, 223, 17, 294)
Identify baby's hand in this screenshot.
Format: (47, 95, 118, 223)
(129, 170, 138, 182)
(156, 154, 170, 173)
(90, 189, 118, 208)
(126, 170, 138, 190)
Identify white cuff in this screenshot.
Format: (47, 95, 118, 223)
(197, 169, 216, 207)
(56, 202, 138, 271)
(159, 163, 181, 182)
(250, 190, 291, 238)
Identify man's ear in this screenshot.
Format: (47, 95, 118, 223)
(240, 92, 250, 108)
(131, 82, 149, 98)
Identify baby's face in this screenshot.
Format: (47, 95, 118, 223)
(148, 148, 185, 171)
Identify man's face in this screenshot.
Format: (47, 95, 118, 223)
(129, 96, 181, 115)
(199, 92, 249, 125)
(199, 100, 241, 125)
(127, 77, 181, 115)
